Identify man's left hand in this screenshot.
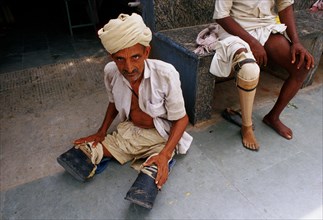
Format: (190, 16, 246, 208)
(291, 42, 315, 70)
(143, 154, 170, 190)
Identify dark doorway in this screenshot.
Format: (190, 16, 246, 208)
(1, 0, 141, 35)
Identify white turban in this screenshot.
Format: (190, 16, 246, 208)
(98, 13, 152, 54)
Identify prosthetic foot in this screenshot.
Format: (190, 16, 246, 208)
(125, 159, 176, 209)
(57, 142, 105, 182)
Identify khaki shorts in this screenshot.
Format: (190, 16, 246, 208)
(102, 121, 171, 170)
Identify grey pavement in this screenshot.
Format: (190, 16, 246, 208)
(0, 55, 322, 219)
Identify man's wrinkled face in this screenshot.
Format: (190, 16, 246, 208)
(111, 43, 150, 83)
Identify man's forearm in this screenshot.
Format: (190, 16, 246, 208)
(159, 114, 189, 160)
(216, 16, 259, 46)
(278, 5, 300, 44)
(97, 102, 118, 135)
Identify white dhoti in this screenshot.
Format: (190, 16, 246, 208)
(209, 24, 289, 77)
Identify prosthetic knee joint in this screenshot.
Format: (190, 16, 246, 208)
(233, 52, 260, 91)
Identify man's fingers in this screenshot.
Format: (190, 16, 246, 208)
(155, 169, 161, 188)
(92, 141, 98, 147)
(74, 135, 102, 145)
(156, 168, 168, 189)
(297, 53, 305, 69)
(92, 138, 103, 147)
(310, 55, 315, 68)
(143, 157, 154, 167)
(291, 50, 296, 64)
(305, 57, 311, 70)
(306, 54, 315, 70)
(74, 138, 85, 145)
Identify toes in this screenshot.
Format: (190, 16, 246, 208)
(286, 135, 292, 140)
(286, 134, 292, 140)
(280, 129, 293, 140)
(263, 117, 293, 140)
(287, 130, 293, 139)
(242, 141, 259, 151)
(241, 126, 259, 151)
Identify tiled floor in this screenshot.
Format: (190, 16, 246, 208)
(0, 62, 322, 219)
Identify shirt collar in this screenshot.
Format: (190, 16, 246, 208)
(143, 59, 151, 79)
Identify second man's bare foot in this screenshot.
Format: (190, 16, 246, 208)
(263, 115, 293, 140)
(241, 125, 259, 151)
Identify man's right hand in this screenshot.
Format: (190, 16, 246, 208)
(216, 16, 268, 67)
(249, 39, 268, 67)
(74, 131, 106, 147)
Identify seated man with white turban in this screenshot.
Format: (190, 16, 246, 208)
(57, 13, 193, 209)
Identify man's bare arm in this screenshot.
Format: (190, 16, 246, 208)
(143, 114, 189, 189)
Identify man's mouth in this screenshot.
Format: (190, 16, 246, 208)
(123, 70, 139, 77)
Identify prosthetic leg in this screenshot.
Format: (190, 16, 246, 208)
(125, 159, 176, 209)
(57, 142, 105, 182)
(233, 52, 260, 149)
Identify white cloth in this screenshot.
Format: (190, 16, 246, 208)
(104, 59, 193, 154)
(102, 121, 167, 166)
(194, 24, 219, 55)
(209, 0, 293, 77)
(310, 0, 323, 11)
(98, 13, 152, 54)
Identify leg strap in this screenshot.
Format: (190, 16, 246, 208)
(236, 77, 259, 92)
(233, 58, 257, 74)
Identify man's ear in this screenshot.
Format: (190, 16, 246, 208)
(145, 46, 151, 58)
(108, 52, 113, 60)
(110, 52, 118, 62)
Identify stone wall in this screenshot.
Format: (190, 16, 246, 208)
(294, 0, 317, 10)
(143, 0, 317, 32)
(149, 0, 215, 31)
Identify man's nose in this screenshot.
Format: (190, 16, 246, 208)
(124, 60, 134, 73)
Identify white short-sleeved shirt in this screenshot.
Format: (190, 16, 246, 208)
(104, 59, 193, 154)
(213, 0, 294, 31)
